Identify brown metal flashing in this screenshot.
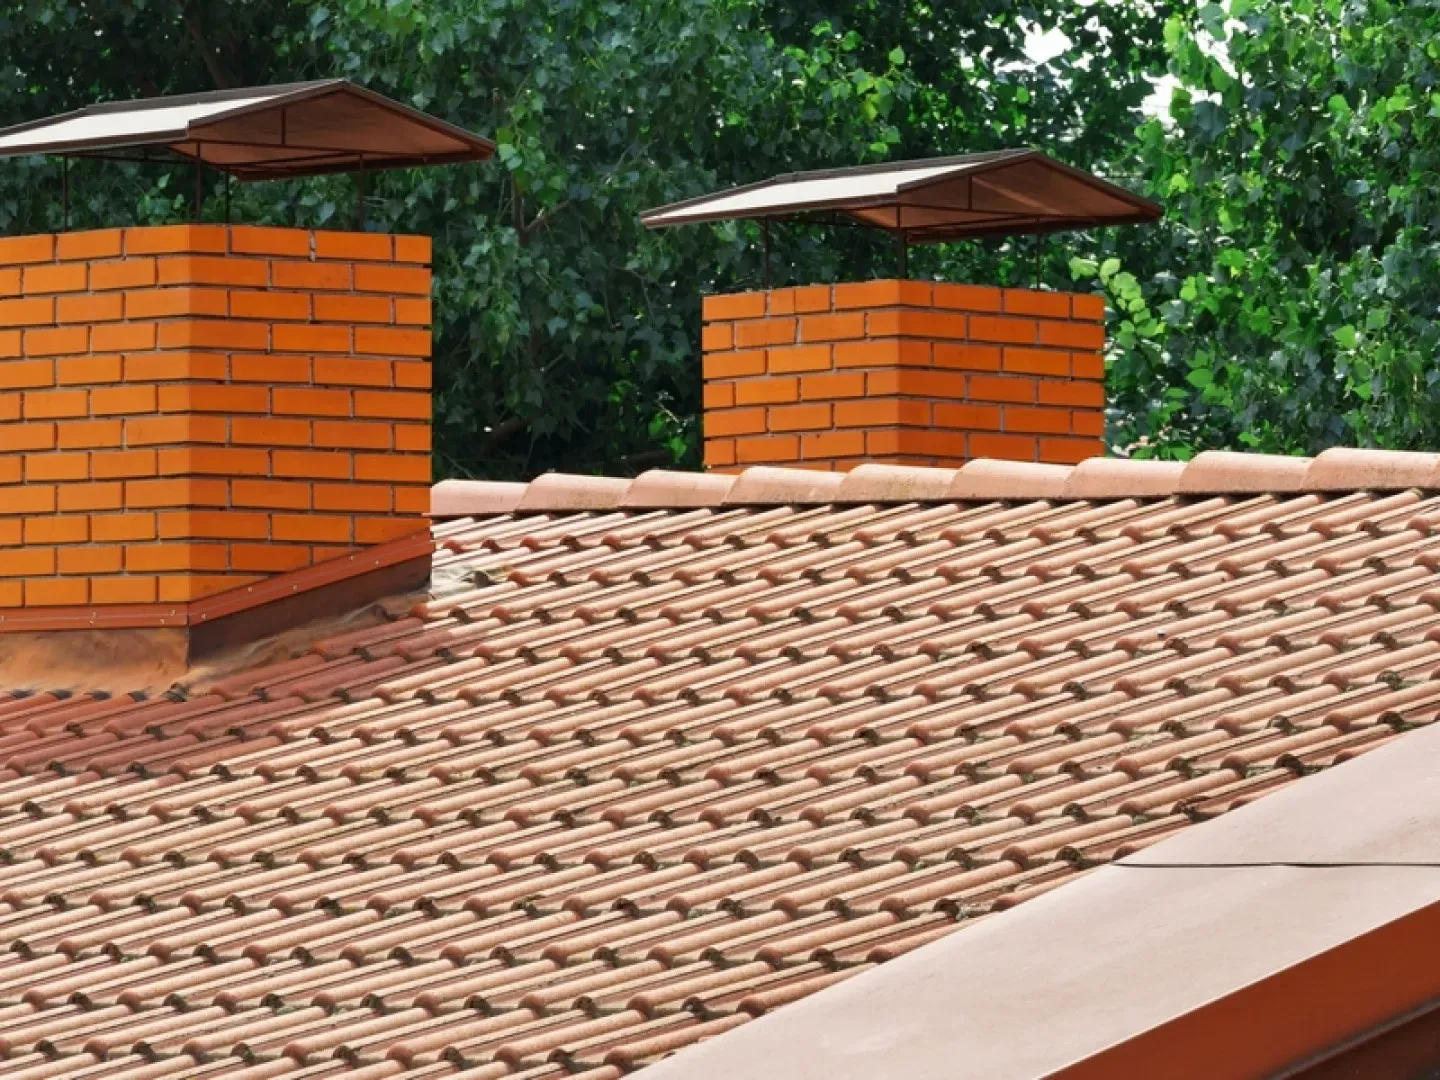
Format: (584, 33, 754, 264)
(0, 531, 433, 635)
(0, 80, 495, 180)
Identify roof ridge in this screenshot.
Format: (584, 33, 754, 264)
(430, 448, 1440, 516)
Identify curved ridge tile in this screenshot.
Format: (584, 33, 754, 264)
(1303, 448, 1440, 492)
(514, 473, 632, 511)
(948, 460, 1072, 501)
(1178, 451, 1312, 495)
(430, 479, 527, 518)
(622, 470, 736, 508)
(1061, 458, 1185, 500)
(837, 464, 958, 503)
(723, 466, 847, 505)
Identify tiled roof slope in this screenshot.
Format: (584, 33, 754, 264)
(1, 450, 1440, 1077)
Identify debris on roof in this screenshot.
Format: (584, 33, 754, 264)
(0, 450, 1437, 1074)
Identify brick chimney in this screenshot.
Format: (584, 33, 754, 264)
(701, 280, 1105, 471)
(0, 224, 432, 612)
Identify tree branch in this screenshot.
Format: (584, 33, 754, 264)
(184, 10, 235, 89)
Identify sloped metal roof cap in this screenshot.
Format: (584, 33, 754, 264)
(641, 150, 1161, 242)
(0, 80, 495, 180)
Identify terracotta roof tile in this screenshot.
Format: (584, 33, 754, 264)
(0, 450, 1438, 1074)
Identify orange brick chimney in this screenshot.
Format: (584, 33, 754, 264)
(701, 280, 1105, 471)
(0, 224, 432, 613)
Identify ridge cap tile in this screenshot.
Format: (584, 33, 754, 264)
(1061, 458, 1186, 500)
(622, 471, 736, 509)
(722, 467, 847, 506)
(515, 473, 634, 512)
(1178, 451, 1312, 494)
(836, 465, 958, 503)
(1302, 446, 1440, 492)
(431, 479, 528, 517)
(948, 460, 1072, 501)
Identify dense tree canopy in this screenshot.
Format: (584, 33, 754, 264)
(1, 0, 1428, 476)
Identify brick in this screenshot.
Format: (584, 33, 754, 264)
(273, 450, 351, 480)
(230, 290, 312, 321)
(92, 449, 159, 479)
(128, 540, 228, 568)
(314, 358, 392, 387)
(865, 370, 900, 397)
(0, 392, 16, 420)
(0, 297, 56, 327)
(933, 403, 1002, 431)
(232, 479, 312, 510)
(57, 293, 123, 323)
(702, 293, 768, 321)
(969, 432, 1039, 461)
(792, 286, 833, 313)
(0, 269, 18, 297)
(157, 255, 268, 288)
(232, 354, 312, 384)
(393, 425, 430, 452)
(835, 400, 903, 428)
(24, 453, 86, 482)
(394, 487, 430, 514)
(931, 343, 998, 372)
(23, 389, 88, 419)
(702, 350, 765, 380)
(1003, 289, 1071, 318)
(0, 456, 19, 484)
(395, 235, 431, 263)
(230, 225, 310, 257)
(272, 514, 353, 543)
(2, 484, 56, 513)
(91, 514, 157, 542)
(125, 224, 227, 255)
(274, 388, 354, 417)
(394, 298, 431, 326)
(354, 264, 430, 295)
(800, 313, 865, 342)
(158, 512, 268, 542)
(833, 340, 901, 369)
(24, 516, 88, 544)
(226, 417, 313, 450)
(1004, 406, 1072, 434)
(0, 423, 55, 451)
(314, 484, 392, 512)
(1072, 352, 1106, 380)
(902, 430, 970, 459)
(56, 228, 123, 261)
(1072, 294, 1106, 322)
(702, 323, 733, 351)
(968, 375, 1037, 404)
(159, 319, 269, 351)
(91, 576, 158, 604)
(1071, 410, 1106, 437)
(23, 263, 87, 295)
(57, 420, 121, 449)
(272, 324, 352, 354)
(897, 370, 968, 399)
(228, 542, 312, 573)
(394, 363, 431, 389)
(355, 454, 432, 483)
(125, 414, 227, 446)
(1039, 380, 1105, 408)
(124, 287, 228, 319)
(24, 326, 87, 356)
(158, 385, 270, 414)
(356, 517, 427, 544)
(970, 316, 1039, 345)
(0, 235, 55, 264)
(800, 430, 865, 460)
(90, 258, 157, 291)
(356, 327, 431, 358)
(1040, 436, 1105, 464)
(734, 318, 797, 349)
(735, 378, 799, 406)
(354, 391, 429, 420)
(868, 309, 966, 340)
(92, 321, 158, 353)
(315, 295, 394, 324)
(313, 421, 392, 450)
(1002, 348, 1070, 377)
(706, 407, 767, 438)
(767, 403, 831, 433)
(315, 231, 394, 261)
(25, 578, 89, 607)
(159, 447, 271, 476)
(58, 546, 124, 574)
(704, 439, 737, 468)
(124, 351, 226, 381)
(1039, 321, 1105, 349)
(0, 581, 18, 607)
(0, 330, 17, 357)
(834, 280, 932, 309)
(272, 261, 352, 291)
(160, 574, 261, 601)
(127, 478, 228, 508)
(765, 289, 796, 317)
(734, 434, 800, 464)
(766, 346, 832, 375)
(59, 482, 123, 511)
(800, 372, 865, 401)
(932, 283, 1002, 312)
